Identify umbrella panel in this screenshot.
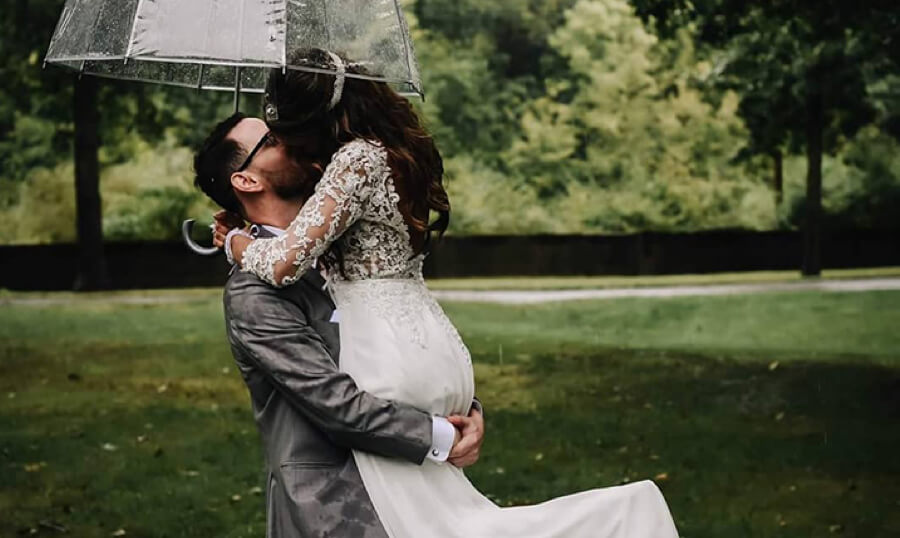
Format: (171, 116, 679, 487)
(46, 0, 422, 96)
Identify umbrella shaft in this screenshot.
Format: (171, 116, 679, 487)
(233, 67, 242, 112)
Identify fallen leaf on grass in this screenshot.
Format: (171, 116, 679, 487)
(111, 529, 127, 536)
(654, 472, 669, 481)
(249, 486, 263, 495)
(24, 462, 48, 472)
(156, 384, 168, 393)
(768, 361, 780, 371)
(230, 494, 242, 502)
(829, 524, 843, 533)
(101, 443, 118, 452)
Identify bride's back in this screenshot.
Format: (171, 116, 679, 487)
(320, 138, 426, 282)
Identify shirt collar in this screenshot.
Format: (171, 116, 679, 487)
(258, 224, 285, 237)
(252, 224, 318, 270)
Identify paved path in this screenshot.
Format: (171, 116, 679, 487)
(429, 277, 900, 304)
(3, 278, 900, 306)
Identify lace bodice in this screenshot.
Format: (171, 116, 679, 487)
(241, 138, 423, 287)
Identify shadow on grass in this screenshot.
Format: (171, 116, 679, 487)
(1, 402, 266, 538)
(467, 349, 900, 538)
(1, 342, 898, 537)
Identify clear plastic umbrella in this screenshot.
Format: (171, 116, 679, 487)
(45, 0, 423, 103)
(44, 0, 423, 255)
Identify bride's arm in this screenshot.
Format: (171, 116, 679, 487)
(230, 143, 374, 287)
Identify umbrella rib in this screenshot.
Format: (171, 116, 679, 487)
(125, 0, 148, 61)
(235, 0, 248, 111)
(198, 0, 216, 91)
(323, 0, 330, 51)
(391, 1, 415, 93)
(237, 0, 247, 62)
(281, 0, 288, 69)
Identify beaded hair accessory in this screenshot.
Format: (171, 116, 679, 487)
(325, 51, 346, 111)
(264, 51, 347, 123)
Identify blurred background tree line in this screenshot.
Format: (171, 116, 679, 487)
(0, 0, 898, 275)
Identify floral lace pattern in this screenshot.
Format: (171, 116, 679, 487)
(330, 276, 473, 365)
(241, 138, 421, 287)
(241, 138, 469, 358)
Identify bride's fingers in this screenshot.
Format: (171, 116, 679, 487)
(213, 230, 227, 248)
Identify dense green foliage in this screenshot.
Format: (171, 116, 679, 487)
(1, 289, 898, 536)
(0, 0, 898, 243)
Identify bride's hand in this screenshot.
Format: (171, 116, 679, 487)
(211, 211, 254, 265)
(211, 210, 244, 248)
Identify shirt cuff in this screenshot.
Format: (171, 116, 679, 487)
(426, 416, 456, 463)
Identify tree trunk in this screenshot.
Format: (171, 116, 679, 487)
(73, 76, 110, 290)
(14, 0, 28, 35)
(772, 149, 783, 204)
(802, 90, 823, 277)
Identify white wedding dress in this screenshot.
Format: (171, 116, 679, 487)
(241, 139, 679, 537)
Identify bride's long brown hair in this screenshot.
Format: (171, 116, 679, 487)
(264, 49, 449, 253)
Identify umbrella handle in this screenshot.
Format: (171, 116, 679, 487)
(182, 219, 221, 256)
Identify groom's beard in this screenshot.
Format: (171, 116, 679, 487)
(264, 157, 321, 201)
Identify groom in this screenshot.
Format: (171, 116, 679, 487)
(194, 113, 485, 537)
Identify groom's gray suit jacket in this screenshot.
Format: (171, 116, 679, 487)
(223, 237, 435, 537)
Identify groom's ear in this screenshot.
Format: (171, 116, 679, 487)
(231, 171, 264, 194)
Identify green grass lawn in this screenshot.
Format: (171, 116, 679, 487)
(1, 289, 899, 537)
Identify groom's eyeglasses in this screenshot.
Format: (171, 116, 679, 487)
(236, 131, 274, 173)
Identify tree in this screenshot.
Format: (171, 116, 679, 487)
(633, 0, 900, 275)
(502, 0, 759, 231)
(0, 0, 231, 288)
(72, 76, 110, 290)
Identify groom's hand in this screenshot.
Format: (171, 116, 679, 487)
(447, 409, 484, 468)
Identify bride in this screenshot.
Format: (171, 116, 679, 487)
(218, 49, 679, 537)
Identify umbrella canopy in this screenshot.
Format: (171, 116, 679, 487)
(45, 0, 423, 97)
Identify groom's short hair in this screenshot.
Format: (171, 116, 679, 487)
(193, 113, 247, 214)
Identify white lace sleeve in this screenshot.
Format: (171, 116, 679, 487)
(240, 141, 377, 287)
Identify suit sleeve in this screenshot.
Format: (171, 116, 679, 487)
(226, 283, 433, 464)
